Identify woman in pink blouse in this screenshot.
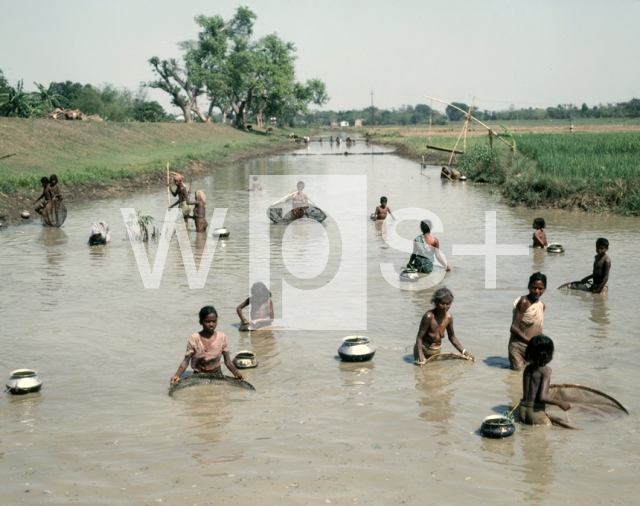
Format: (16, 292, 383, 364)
(170, 306, 244, 385)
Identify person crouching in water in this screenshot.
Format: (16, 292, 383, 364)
(88, 222, 110, 245)
(414, 287, 475, 366)
(170, 306, 244, 386)
(237, 281, 274, 331)
(33, 177, 54, 215)
(408, 219, 450, 273)
(520, 334, 570, 425)
(509, 272, 547, 370)
(187, 190, 208, 233)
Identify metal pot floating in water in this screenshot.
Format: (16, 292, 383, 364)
(20, 211, 30, 219)
(338, 336, 376, 362)
(233, 350, 258, 369)
(6, 369, 43, 394)
(213, 227, 230, 238)
(399, 267, 419, 282)
(480, 415, 515, 438)
(547, 243, 565, 253)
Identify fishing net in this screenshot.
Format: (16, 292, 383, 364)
(546, 384, 628, 424)
(417, 352, 472, 365)
(558, 280, 591, 291)
(41, 200, 67, 227)
(267, 192, 326, 224)
(169, 373, 255, 396)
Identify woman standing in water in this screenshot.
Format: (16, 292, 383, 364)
(408, 220, 450, 273)
(170, 306, 244, 385)
(237, 281, 274, 331)
(509, 272, 547, 370)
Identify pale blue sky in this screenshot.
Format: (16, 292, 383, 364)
(1, 0, 639, 114)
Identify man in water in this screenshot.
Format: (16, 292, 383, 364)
(168, 174, 190, 224)
(581, 238, 611, 294)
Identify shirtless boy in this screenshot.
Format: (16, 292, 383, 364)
(168, 174, 190, 223)
(580, 237, 611, 294)
(532, 218, 548, 248)
(414, 287, 475, 366)
(33, 177, 54, 215)
(373, 197, 395, 220)
(251, 176, 262, 191)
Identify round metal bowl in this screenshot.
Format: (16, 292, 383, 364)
(233, 350, 258, 369)
(213, 227, 230, 238)
(21, 211, 30, 219)
(6, 369, 43, 394)
(547, 243, 565, 253)
(399, 268, 419, 282)
(338, 336, 376, 362)
(481, 415, 515, 438)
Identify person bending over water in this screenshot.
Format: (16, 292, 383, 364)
(580, 238, 610, 294)
(521, 334, 570, 425)
(414, 287, 475, 366)
(170, 306, 244, 386)
(186, 190, 208, 233)
(532, 218, 548, 248)
(88, 222, 110, 245)
(373, 196, 395, 221)
(509, 272, 546, 371)
(237, 282, 274, 331)
(408, 220, 450, 273)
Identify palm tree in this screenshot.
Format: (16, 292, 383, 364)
(0, 80, 38, 117)
(34, 82, 64, 113)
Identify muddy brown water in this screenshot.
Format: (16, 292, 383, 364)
(1, 140, 639, 504)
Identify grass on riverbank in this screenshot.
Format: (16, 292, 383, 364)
(368, 123, 640, 215)
(0, 119, 294, 194)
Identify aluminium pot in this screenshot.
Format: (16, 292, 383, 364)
(481, 415, 515, 438)
(233, 350, 258, 369)
(6, 369, 43, 394)
(399, 268, 419, 282)
(213, 227, 230, 238)
(338, 336, 376, 362)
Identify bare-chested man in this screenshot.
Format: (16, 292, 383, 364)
(186, 190, 208, 233)
(581, 237, 611, 294)
(168, 174, 190, 224)
(414, 287, 475, 366)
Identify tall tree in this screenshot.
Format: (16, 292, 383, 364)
(146, 57, 206, 123)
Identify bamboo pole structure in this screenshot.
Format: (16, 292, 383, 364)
(166, 163, 171, 206)
(423, 95, 516, 152)
(448, 97, 474, 165)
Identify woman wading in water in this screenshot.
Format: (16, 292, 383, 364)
(509, 272, 547, 370)
(408, 220, 450, 274)
(237, 282, 274, 331)
(170, 306, 244, 386)
(414, 287, 475, 366)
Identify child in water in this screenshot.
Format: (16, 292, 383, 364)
(33, 177, 54, 215)
(170, 306, 244, 385)
(414, 287, 475, 366)
(520, 334, 570, 425)
(509, 272, 546, 370)
(187, 190, 208, 233)
(580, 238, 611, 294)
(237, 282, 274, 331)
(251, 176, 262, 191)
(532, 218, 548, 248)
(373, 196, 395, 221)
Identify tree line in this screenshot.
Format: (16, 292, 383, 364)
(299, 99, 640, 127)
(0, 69, 170, 122)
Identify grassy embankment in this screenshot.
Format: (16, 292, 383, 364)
(368, 120, 640, 215)
(0, 119, 300, 224)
